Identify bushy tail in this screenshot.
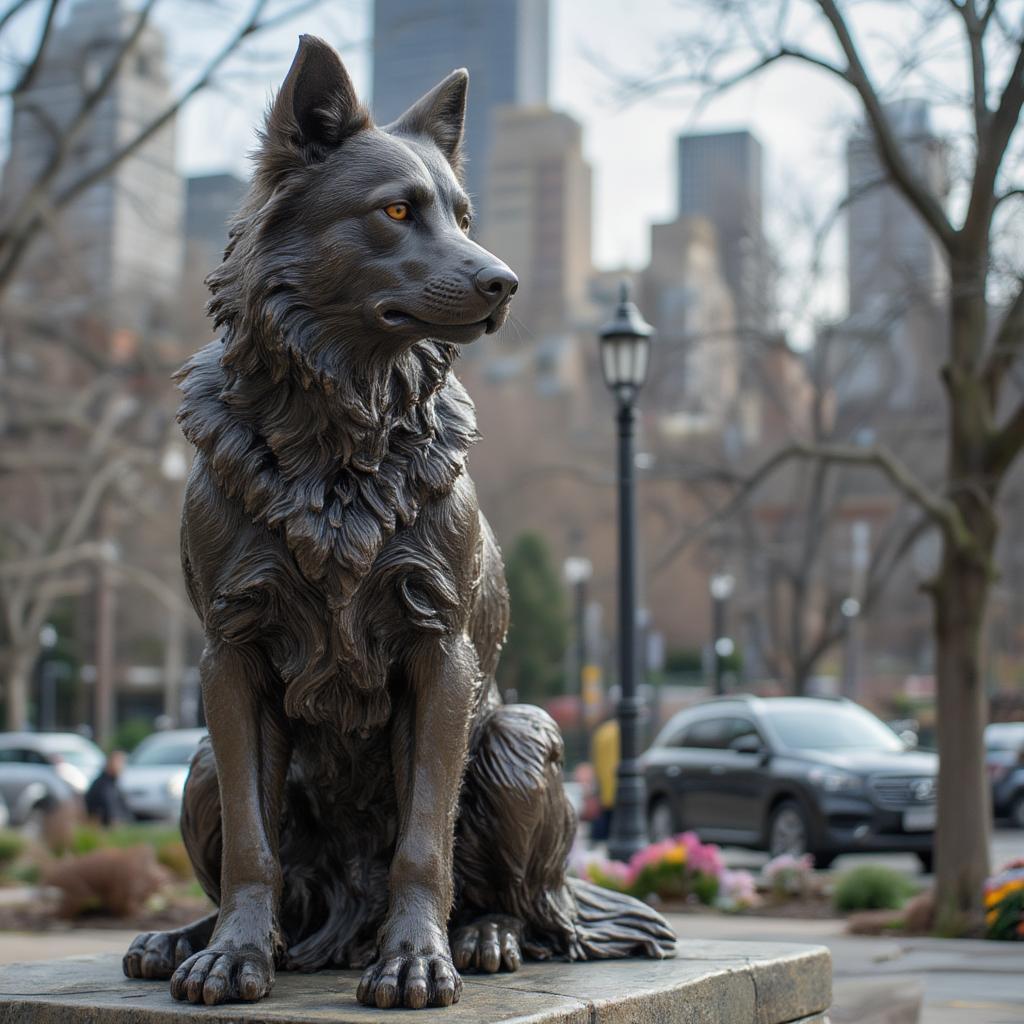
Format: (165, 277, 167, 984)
(567, 877, 676, 960)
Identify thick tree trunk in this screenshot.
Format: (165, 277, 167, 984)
(931, 542, 992, 934)
(931, 271, 996, 934)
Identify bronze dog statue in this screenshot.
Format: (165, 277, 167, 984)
(122, 35, 674, 1009)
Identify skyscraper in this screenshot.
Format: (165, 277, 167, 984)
(482, 106, 591, 336)
(846, 99, 948, 319)
(181, 172, 248, 341)
(833, 99, 950, 414)
(371, 0, 550, 226)
(676, 130, 770, 331)
(640, 215, 739, 434)
(3, 0, 184, 336)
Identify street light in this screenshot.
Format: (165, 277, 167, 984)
(599, 281, 654, 863)
(563, 556, 593, 769)
(840, 596, 862, 700)
(709, 573, 735, 696)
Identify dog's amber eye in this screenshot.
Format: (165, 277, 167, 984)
(384, 203, 409, 221)
(460, 215, 472, 232)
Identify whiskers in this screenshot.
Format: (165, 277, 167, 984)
(495, 312, 532, 344)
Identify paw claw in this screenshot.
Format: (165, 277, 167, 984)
(358, 952, 461, 1009)
(170, 947, 272, 1006)
(452, 916, 523, 974)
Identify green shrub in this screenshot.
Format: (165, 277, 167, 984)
(834, 865, 918, 912)
(110, 718, 153, 754)
(70, 825, 104, 855)
(9, 862, 39, 885)
(0, 830, 25, 869)
(70, 823, 183, 857)
(156, 838, 193, 880)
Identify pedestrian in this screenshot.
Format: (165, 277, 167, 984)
(590, 716, 620, 842)
(84, 750, 130, 827)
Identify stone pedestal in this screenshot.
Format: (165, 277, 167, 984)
(0, 941, 831, 1023)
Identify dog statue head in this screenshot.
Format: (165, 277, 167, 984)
(209, 35, 517, 382)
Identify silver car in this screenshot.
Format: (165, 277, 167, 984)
(120, 728, 207, 821)
(0, 731, 103, 825)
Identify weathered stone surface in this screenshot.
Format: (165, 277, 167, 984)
(0, 941, 831, 1024)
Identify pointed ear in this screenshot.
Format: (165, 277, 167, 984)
(386, 68, 468, 171)
(266, 35, 369, 158)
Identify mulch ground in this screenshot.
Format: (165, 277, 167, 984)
(0, 892, 212, 933)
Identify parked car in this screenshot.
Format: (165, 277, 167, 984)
(0, 731, 99, 826)
(986, 722, 1024, 829)
(642, 696, 938, 870)
(120, 728, 206, 821)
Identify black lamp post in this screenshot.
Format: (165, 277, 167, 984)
(709, 572, 735, 696)
(599, 282, 654, 863)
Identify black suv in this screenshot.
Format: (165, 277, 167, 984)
(642, 696, 937, 870)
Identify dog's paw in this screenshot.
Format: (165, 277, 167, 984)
(124, 931, 182, 980)
(452, 916, 523, 973)
(357, 953, 463, 1009)
(169, 945, 273, 1005)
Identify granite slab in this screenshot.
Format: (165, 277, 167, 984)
(0, 940, 831, 1023)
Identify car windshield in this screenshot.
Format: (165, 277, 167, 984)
(762, 704, 904, 752)
(129, 741, 199, 766)
(36, 737, 102, 769)
(50, 746, 103, 770)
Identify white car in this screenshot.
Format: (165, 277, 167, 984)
(120, 728, 207, 821)
(0, 730, 104, 793)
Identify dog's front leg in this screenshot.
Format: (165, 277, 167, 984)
(357, 635, 477, 1010)
(171, 643, 289, 1006)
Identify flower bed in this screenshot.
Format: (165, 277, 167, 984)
(578, 832, 759, 911)
(985, 859, 1024, 940)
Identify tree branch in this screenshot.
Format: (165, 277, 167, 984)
(0, 0, 37, 37)
(982, 276, 1024, 401)
(963, 29, 1024, 247)
(650, 441, 972, 578)
(988, 398, 1024, 478)
(52, 0, 273, 213)
(11, 0, 59, 95)
(814, 0, 957, 252)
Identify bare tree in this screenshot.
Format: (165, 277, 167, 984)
(0, 0, 322, 734)
(616, 0, 1024, 932)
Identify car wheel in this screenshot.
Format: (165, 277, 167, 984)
(648, 798, 675, 842)
(768, 800, 810, 857)
(1010, 792, 1024, 831)
(813, 852, 837, 870)
(916, 850, 934, 874)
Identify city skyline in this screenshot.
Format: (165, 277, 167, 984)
(158, 0, 871, 274)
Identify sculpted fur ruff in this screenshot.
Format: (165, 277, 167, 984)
(122, 35, 674, 1010)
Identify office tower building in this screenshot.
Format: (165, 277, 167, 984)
(677, 129, 770, 331)
(3, 0, 184, 336)
(371, 0, 550, 226)
(846, 99, 948, 319)
(482, 106, 592, 336)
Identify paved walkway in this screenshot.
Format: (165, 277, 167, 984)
(669, 913, 1024, 1024)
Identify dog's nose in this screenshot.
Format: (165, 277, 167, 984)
(475, 265, 518, 304)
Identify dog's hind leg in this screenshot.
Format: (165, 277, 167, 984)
(452, 703, 577, 971)
(453, 703, 675, 970)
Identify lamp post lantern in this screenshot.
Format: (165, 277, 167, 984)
(563, 555, 593, 769)
(599, 282, 654, 863)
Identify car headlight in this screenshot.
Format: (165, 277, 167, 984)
(809, 767, 863, 794)
(165, 769, 188, 799)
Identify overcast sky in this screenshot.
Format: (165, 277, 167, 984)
(173, 0, 863, 274)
